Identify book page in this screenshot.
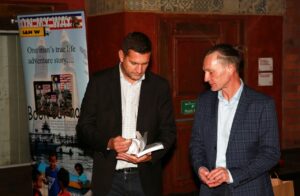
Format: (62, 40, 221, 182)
(136, 142, 164, 157)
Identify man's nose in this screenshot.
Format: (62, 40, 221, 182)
(204, 72, 209, 82)
(136, 65, 142, 73)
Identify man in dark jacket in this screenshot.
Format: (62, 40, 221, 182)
(190, 44, 280, 196)
(77, 32, 176, 196)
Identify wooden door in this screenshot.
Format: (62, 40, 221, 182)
(159, 16, 243, 194)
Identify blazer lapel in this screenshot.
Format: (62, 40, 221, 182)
(210, 94, 219, 169)
(110, 66, 122, 135)
(136, 72, 151, 136)
(227, 86, 249, 147)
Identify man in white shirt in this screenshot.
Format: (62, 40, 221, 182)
(77, 32, 176, 196)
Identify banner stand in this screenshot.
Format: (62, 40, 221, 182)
(17, 11, 92, 195)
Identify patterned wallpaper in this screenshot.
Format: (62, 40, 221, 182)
(86, 0, 285, 15)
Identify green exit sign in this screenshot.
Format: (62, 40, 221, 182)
(181, 100, 196, 115)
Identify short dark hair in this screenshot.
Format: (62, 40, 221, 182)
(48, 151, 57, 159)
(57, 168, 69, 188)
(122, 32, 152, 55)
(74, 163, 83, 172)
(205, 44, 242, 71)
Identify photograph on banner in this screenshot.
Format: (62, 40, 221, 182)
(17, 11, 92, 195)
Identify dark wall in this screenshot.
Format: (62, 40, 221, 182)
(0, 165, 32, 196)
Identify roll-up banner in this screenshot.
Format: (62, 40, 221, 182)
(17, 11, 92, 194)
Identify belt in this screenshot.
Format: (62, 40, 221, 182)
(115, 167, 138, 174)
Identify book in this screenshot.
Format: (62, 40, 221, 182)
(136, 142, 164, 157)
(51, 74, 73, 117)
(32, 74, 74, 118)
(33, 81, 53, 116)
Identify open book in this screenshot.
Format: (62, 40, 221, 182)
(126, 131, 164, 157)
(136, 142, 164, 157)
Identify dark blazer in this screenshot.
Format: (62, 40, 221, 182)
(76, 66, 176, 196)
(190, 85, 280, 196)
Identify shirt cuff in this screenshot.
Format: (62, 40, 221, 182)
(227, 169, 233, 183)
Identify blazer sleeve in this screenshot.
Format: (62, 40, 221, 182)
(189, 95, 210, 174)
(76, 75, 110, 153)
(150, 80, 177, 163)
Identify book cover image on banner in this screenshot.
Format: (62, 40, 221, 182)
(17, 11, 92, 194)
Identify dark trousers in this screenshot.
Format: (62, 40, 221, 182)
(200, 183, 231, 196)
(212, 184, 230, 196)
(107, 169, 145, 196)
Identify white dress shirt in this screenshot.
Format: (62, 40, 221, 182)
(115, 65, 144, 170)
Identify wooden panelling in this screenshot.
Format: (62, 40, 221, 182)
(87, 12, 159, 74)
(87, 13, 125, 74)
(174, 37, 208, 96)
(163, 121, 198, 194)
(172, 37, 211, 119)
(123, 12, 159, 73)
(244, 15, 283, 139)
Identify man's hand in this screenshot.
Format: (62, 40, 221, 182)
(198, 167, 210, 185)
(206, 167, 229, 187)
(116, 152, 152, 163)
(198, 167, 230, 188)
(107, 136, 132, 153)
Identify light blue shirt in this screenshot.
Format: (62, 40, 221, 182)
(216, 80, 244, 182)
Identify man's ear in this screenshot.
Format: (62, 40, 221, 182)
(227, 63, 235, 74)
(118, 50, 124, 62)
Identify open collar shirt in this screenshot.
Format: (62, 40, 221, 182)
(116, 64, 145, 170)
(216, 80, 244, 170)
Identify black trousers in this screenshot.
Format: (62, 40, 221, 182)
(107, 168, 145, 196)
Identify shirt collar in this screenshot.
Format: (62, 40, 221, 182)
(218, 79, 244, 103)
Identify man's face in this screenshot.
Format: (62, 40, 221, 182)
(75, 166, 83, 175)
(203, 51, 232, 91)
(119, 49, 150, 83)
